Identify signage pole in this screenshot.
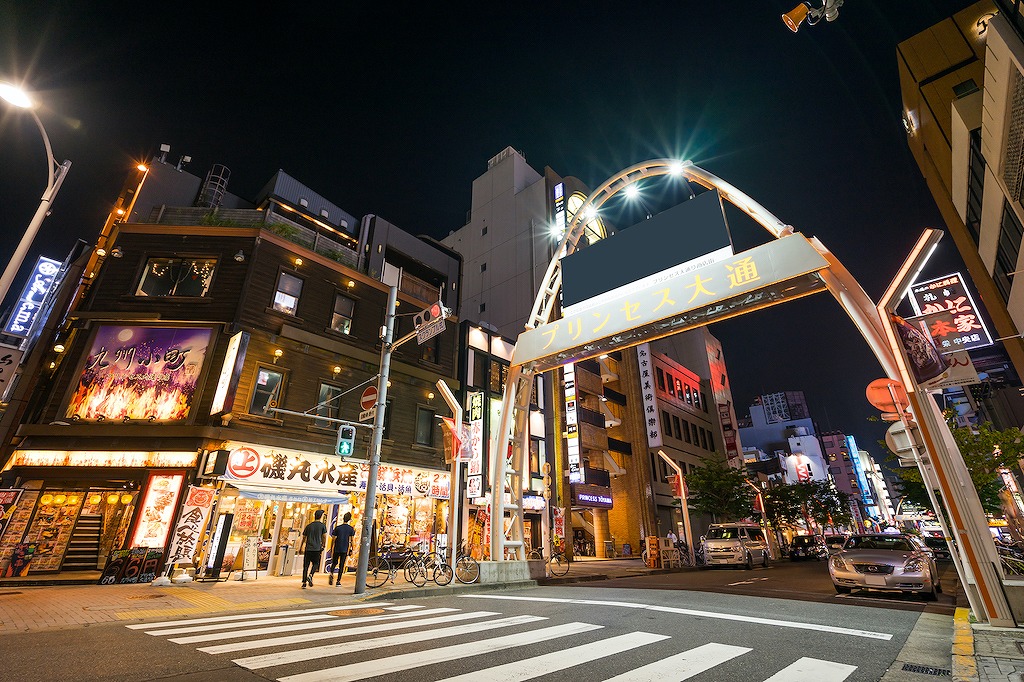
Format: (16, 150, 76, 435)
(435, 379, 462, 565)
(354, 285, 397, 594)
(658, 450, 694, 566)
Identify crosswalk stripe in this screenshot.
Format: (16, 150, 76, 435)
(234, 614, 549, 671)
(197, 610, 496, 654)
(763, 657, 857, 681)
(602, 642, 753, 681)
(148, 613, 336, 636)
(278, 621, 604, 682)
(462, 595, 893, 640)
(436, 631, 669, 682)
(125, 602, 395, 629)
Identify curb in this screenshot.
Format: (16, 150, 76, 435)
(952, 607, 978, 682)
(359, 580, 538, 601)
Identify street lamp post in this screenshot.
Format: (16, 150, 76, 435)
(0, 82, 72, 309)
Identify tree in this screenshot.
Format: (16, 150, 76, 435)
(762, 483, 804, 528)
(762, 481, 853, 533)
(893, 418, 1024, 515)
(687, 457, 755, 522)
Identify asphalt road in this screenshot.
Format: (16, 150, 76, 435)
(0, 562, 945, 682)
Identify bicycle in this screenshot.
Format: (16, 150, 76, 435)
(527, 546, 568, 576)
(422, 550, 454, 586)
(454, 543, 480, 584)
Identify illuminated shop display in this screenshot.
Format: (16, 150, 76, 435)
(129, 473, 185, 549)
(5, 450, 197, 469)
(64, 325, 212, 422)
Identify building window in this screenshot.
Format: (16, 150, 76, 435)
(314, 383, 342, 428)
(471, 352, 488, 388)
(691, 423, 699, 445)
(480, 262, 487, 272)
(966, 127, 984, 245)
(671, 415, 682, 440)
(249, 366, 284, 417)
(682, 419, 692, 444)
(136, 257, 217, 297)
(666, 373, 676, 397)
(489, 361, 508, 393)
(331, 293, 355, 334)
(683, 383, 692, 405)
(415, 406, 435, 446)
(707, 430, 714, 452)
(699, 429, 709, 450)
(481, 226, 488, 236)
(479, 302, 486, 313)
(701, 393, 709, 412)
(655, 367, 665, 391)
(662, 410, 672, 434)
(273, 271, 303, 315)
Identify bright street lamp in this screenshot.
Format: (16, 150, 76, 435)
(0, 81, 72, 308)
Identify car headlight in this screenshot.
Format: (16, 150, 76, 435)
(904, 557, 925, 572)
(830, 555, 848, 571)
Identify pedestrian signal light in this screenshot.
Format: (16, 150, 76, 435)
(337, 425, 356, 457)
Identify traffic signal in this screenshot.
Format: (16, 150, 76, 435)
(414, 302, 445, 329)
(336, 425, 356, 457)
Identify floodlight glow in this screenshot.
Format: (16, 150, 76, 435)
(624, 185, 640, 199)
(0, 82, 33, 108)
(669, 161, 685, 175)
(584, 206, 597, 219)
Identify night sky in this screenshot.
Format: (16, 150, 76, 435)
(0, 1, 982, 457)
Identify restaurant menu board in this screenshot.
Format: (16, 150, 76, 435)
(0, 489, 24, 541)
(130, 473, 184, 550)
(22, 491, 84, 572)
(0, 489, 39, 574)
(99, 547, 163, 584)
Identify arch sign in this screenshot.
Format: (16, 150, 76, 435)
(484, 159, 1013, 627)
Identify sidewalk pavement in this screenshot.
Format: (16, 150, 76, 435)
(2, 556, 1020, 682)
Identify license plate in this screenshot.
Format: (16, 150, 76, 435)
(865, 575, 887, 586)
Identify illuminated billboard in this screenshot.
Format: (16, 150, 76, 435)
(908, 272, 992, 352)
(65, 325, 212, 422)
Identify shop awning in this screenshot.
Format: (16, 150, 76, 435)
(231, 483, 350, 505)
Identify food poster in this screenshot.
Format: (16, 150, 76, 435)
(0, 489, 24, 542)
(129, 473, 184, 550)
(22, 490, 85, 571)
(466, 507, 489, 561)
(0, 488, 38, 568)
(379, 495, 412, 547)
(5, 543, 37, 577)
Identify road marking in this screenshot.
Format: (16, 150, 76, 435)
(436, 631, 668, 682)
(196, 610, 492, 653)
(603, 642, 753, 681)
(277, 622, 603, 682)
(125, 602, 394, 629)
(727, 577, 770, 586)
(460, 595, 893, 640)
(148, 613, 337, 636)
(234, 614, 547, 670)
(763, 657, 857, 681)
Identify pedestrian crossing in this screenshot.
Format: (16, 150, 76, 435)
(129, 601, 861, 681)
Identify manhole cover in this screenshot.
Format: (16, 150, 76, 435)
(901, 663, 951, 676)
(329, 608, 385, 617)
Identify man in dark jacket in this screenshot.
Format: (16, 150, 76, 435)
(328, 511, 356, 586)
(298, 509, 328, 588)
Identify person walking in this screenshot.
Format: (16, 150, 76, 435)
(298, 509, 328, 588)
(328, 511, 355, 586)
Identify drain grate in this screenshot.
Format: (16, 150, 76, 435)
(330, 608, 385, 617)
(901, 663, 952, 676)
(125, 594, 163, 600)
(0, 591, 22, 596)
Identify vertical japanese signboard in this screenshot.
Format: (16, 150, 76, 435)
(165, 486, 216, 566)
(466, 392, 484, 498)
(908, 272, 992, 352)
(0, 489, 24, 542)
(3, 256, 61, 338)
(563, 364, 582, 483)
(636, 344, 662, 448)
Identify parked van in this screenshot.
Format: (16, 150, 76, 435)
(702, 522, 770, 569)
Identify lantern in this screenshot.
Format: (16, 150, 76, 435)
(40, 494, 54, 506)
(67, 495, 80, 506)
(53, 494, 67, 505)
(107, 494, 119, 505)
(120, 494, 134, 505)
(89, 494, 102, 505)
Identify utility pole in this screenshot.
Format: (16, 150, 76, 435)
(354, 285, 397, 594)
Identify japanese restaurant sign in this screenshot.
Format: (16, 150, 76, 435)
(65, 325, 212, 422)
(165, 486, 215, 566)
(908, 272, 992, 352)
(636, 344, 662, 448)
(220, 443, 449, 498)
(3, 256, 61, 338)
(130, 473, 185, 550)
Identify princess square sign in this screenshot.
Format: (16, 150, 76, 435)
(908, 272, 992, 353)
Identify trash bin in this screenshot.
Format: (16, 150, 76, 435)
(276, 545, 295, 576)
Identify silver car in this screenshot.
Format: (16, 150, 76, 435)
(829, 533, 941, 601)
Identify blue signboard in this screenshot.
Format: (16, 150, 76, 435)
(846, 435, 874, 506)
(3, 256, 61, 338)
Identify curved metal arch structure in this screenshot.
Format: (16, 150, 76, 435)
(485, 158, 1014, 628)
(489, 159, 823, 562)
